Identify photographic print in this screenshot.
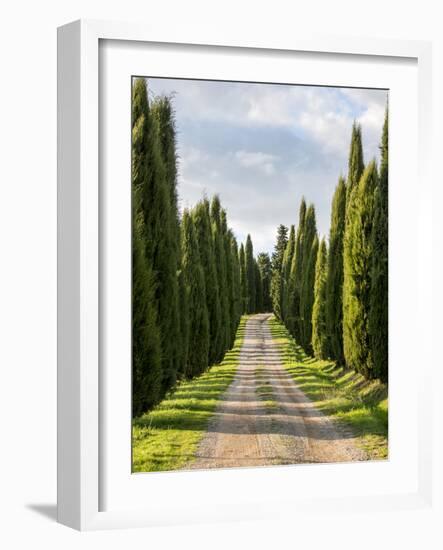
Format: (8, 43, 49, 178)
(131, 77, 388, 473)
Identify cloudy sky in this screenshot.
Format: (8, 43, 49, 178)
(147, 78, 388, 255)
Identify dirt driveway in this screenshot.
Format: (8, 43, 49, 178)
(187, 313, 366, 469)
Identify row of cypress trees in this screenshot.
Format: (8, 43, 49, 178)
(132, 78, 273, 417)
(271, 111, 388, 383)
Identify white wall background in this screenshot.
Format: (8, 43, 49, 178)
(0, 1, 441, 548)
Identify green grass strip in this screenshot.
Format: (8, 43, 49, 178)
(269, 317, 388, 459)
(132, 317, 247, 472)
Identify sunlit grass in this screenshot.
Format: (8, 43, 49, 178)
(132, 317, 247, 472)
(255, 364, 279, 412)
(269, 317, 388, 459)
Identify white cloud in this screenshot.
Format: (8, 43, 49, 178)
(234, 150, 279, 175)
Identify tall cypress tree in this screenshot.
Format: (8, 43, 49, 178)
(239, 243, 247, 314)
(221, 210, 235, 344)
(132, 78, 180, 393)
(299, 205, 318, 352)
(151, 95, 182, 379)
(255, 259, 263, 313)
(347, 121, 365, 193)
(343, 160, 379, 377)
(192, 198, 222, 365)
(211, 196, 231, 353)
(369, 108, 389, 382)
(281, 225, 295, 322)
(257, 252, 272, 312)
(181, 210, 209, 378)
(287, 198, 307, 339)
(325, 176, 347, 364)
(230, 233, 242, 335)
(270, 224, 288, 319)
(312, 238, 328, 359)
(132, 188, 162, 417)
(245, 234, 256, 314)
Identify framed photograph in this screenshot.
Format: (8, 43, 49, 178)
(57, 19, 433, 530)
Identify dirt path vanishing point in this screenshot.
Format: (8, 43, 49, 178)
(187, 313, 367, 470)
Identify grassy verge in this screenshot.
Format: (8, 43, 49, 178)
(132, 317, 247, 472)
(269, 317, 388, 459)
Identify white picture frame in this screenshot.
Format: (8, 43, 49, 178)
(57, 19, 433, 531)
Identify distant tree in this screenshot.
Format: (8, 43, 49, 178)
(325, 176, 347, 365)
(271, 224, 288, 319)
(343, 160, 379, 377)
(245, 234, 256, 314)
(312, 238, 329, 359)
(257, 252, 272, 312)
(192, 198, 222, 364)
(369, 108, 389, 382)
(221, 210, 235, 345)
(181, 210, 209, 378)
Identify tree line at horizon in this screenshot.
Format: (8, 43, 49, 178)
(132, 78, 271, 417)
(270, 113, 388, 383)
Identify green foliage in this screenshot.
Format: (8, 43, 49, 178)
(312, 238, 328, 359)
(325, 176, 347, 364)
(210, 196, 231, 353)
(192, 199, 222, 365)
(299, 205, 318, 353)
(257, 252, 272, 312)
(239, 243, 247, 314)
(369, 108, 389, 382)
(181, 210, 210, 378)
(281, 225, 295, 322)
(229, 234, 242, 334)
(132, 189, 162, 417)
(287, 198, 306, 340)
(245, 234, 256, 314)
(343, 161, 379, 377)
(347, 121, 365, 192)
(270, 224, 288, 319)
(255, 259, 264, 313)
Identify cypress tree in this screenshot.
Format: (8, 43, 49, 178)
(151, 95, 183, 379)
(132, 78, 180, 393)
(287, 198, 306, 340)
(181, 210, 209, 378)
(347, 121, 365, 193)
(281, 225, 295, 322)
(192, 198, 222, 365)
(230, 233, 242, 334)
(343, 160, 379, 377)
(299, 205, 318, 352)
(312, 238, 328, 359)
(239, 243, 247, 314)
(257, 252, 272, 312)
(211, 196, 231, 353)
(369, 108, 389, 382)
(245, 234, 256, 314)
(325, 176, 347, 365)
(270, 224, 288, 319)
(221, 210, 235, 344)
(255, 259, 264, 313)
(132, 189, 162, 417)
